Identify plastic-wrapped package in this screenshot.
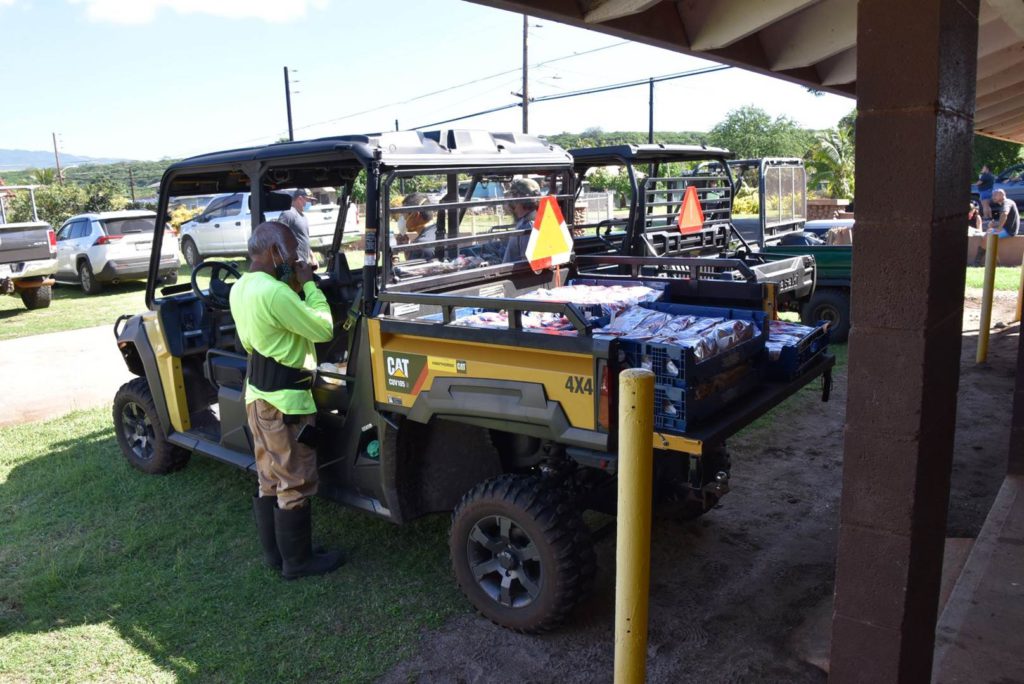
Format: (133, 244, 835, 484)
(765, 320, 817, 360)
(519, 283, 660, 317)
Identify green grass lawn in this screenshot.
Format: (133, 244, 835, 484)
(0, 408, 464, 682)
(965, 266, 1021, 291)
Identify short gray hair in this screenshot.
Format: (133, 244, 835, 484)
(248, 221, 290, 258)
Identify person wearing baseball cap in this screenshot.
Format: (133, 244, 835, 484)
(502, 177, 542, 263)
(277, 188, 317, 265)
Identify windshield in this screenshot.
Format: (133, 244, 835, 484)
(102, 216, 156, 235)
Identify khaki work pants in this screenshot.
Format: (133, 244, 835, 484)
(246, 399, 318, 510)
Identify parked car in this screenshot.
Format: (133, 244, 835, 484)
(971, 162, 1024, 205)
(176, 190, 357, 266)
(54, 210, 179, 294)
(0, 185, 57, 310)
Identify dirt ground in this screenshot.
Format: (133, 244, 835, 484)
(382, 289, 1020, 684)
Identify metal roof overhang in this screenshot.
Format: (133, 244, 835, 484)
(467, 0, 1024, 143)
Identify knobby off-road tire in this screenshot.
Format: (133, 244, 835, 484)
(802, 288, 850, 343)
(112, 377, 190, 474)
(20, 284, 52, 310)
(181, 238, 202, 268)
(450, 474, 595, 633)
(79, 261, 103, 295)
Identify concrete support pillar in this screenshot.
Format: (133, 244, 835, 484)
(829, 1, 979, 682)
(1009, 334, 1024, 476)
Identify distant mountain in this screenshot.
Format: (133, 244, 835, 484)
(0, 149, 130, 172)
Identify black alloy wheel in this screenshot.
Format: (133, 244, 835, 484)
(450, 474, 595, 633)
(467, 513, 543, 609)
(112, 377, 190, 474)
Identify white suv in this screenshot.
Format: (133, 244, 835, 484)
(54, 210, 180, 294)
(176, 190, 356, 266)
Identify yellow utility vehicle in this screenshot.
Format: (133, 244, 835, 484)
(112, 130, 833, 632)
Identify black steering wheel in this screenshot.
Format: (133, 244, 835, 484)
(191, 259, 242, 309)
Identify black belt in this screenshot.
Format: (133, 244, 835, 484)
(247, 350, 314, 392)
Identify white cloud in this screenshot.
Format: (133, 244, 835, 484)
(69, 0, 328, 24)
(0, 0, 16, 6)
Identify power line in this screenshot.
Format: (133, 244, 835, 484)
(409, 64, 731, 130)
(291, 40, 630, 134)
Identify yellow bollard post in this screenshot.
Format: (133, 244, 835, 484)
(977, 232, 999, 364)
(1015, 250, 1023, 324)
(614, 368, 655, 684)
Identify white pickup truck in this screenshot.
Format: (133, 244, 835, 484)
(176, 190, 357, 266)
(0, 185, 58, 310)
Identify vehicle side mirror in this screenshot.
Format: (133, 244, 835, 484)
(197, 215, 209, 223)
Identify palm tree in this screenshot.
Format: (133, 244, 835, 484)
(809, 127, 855, 199)
(29, 168, 57, 185)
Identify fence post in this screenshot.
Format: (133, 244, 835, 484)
(977, 232, 999, 363)
(614, 368, 655, 684)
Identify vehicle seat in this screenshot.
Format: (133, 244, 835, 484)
(206, 349, 248, 391)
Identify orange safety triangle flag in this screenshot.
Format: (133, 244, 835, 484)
(525, 195, 573, 271)
(677, 185, 705, 235)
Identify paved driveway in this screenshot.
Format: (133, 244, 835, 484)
(0, 324, 132, 427)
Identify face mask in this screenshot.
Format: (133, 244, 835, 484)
(396, 215, 407, 234)
(272, 250, 294, 283)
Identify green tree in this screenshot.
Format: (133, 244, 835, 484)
(708, 106, 812, 158)
(350, 170, 367, 204)
(29, 168, 58, 185)
(83, 180, 129, 213)
(9, 184, 87, 227)
(972, 135, 1023, 176)
(838, 109, 856, 141)
(808, 127, 855, 199)
(584, 167, 636, 208)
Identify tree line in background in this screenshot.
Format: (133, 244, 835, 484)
(3, 106, 1021, 228)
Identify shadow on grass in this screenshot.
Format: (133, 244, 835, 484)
(0, 415, 463, 682)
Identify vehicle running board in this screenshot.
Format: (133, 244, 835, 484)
(168, 431, 256, 472)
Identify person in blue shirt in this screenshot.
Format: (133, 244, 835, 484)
(978, 165, 996, 219)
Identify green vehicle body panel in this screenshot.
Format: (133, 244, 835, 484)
(761, 245, 852, 285)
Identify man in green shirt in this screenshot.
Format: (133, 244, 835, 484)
(229, 221, 344, 579)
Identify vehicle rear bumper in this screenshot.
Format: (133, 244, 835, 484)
(0, 257, 58, 281)
(97, 255, 179, 281)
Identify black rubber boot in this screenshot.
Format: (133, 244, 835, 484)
(253, 495, 283, 570)
(274, 502, 345, 580)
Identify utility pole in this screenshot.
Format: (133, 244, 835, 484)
(52, 132, 64, 184)
(128, 167, 137, 204)
(395, 119, 399, 131)
(522, 14, 529, 134)
(648, 78, 654, 144)
(283, 66, 295, 142)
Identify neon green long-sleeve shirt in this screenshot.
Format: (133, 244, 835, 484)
(228, 271, 333, 414)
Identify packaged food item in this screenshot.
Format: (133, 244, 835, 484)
(765, 320, 818, 360)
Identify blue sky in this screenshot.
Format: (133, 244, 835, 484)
(1, 0, 855, 161)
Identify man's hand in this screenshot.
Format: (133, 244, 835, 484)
(294, 259, 315, 286)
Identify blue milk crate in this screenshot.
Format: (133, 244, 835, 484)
(764, 321, 831, 381)
(617, 302, 768, 387)
(653, 362, 761, 432)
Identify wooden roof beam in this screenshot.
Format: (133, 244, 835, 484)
(976, 78, 1024, 109)
(584, 0, 663, 25)
(758, 0, 857, 71)
(977, 62, 1024, 97)
(676, 0, 817, 50)
(816, 47, 857, 85)
(986, 0, 1024, 39)
(976, 43, 1024, 79)
(976, 92, 1024, 120)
